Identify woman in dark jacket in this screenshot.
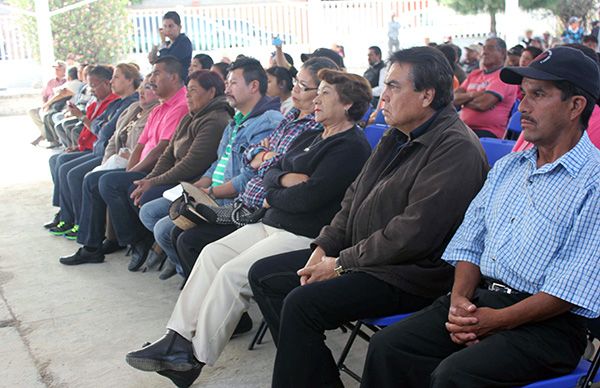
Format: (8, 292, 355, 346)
(125, 69, 373, 387)
(148, 11, 193, 77)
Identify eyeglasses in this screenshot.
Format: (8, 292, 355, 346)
(293, 80, 318, 93)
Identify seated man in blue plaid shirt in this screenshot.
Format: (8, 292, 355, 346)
(361, 46, 600, 388)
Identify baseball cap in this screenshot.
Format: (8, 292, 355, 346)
(300, 48, 345, 69)
(464, 43, 482, 54)
(52, 60, 66, 68)
(568, 16, 580, 24)
(500, 46, 600, 103)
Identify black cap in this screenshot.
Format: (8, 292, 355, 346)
(500, 46, 600, 104)
(300, 48, 345, 69)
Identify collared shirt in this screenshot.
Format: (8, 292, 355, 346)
(138, 86, 189, 160)
(459, 68, 519, 139)
(239, 108, 322, 208)
(443, 132, 600, 318)
(42, 77, 66, 102)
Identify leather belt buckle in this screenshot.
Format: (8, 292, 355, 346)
(489, 282, 513, 294)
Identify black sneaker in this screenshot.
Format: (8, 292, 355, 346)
(49, 221, 74, 236)
(231, 312, 253, 337)
(59, 247, 104, 265)
(43, 212, 61, 229)
(128, 237, 154, 272)
(63, 225, 79, 240)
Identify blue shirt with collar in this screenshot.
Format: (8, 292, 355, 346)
(443, 132, 600, 318)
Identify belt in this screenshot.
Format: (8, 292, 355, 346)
(480, 277, 524, 295)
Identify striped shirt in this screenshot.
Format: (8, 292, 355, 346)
(443, 132, 600, 318)
(211, 112, 246, 186)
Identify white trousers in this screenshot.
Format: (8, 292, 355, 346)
(166, 222, 312, 365)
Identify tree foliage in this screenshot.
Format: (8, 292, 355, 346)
(8, 0, 131, 64)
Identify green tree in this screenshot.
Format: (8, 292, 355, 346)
(439, 0, 559, 34)
(8, 0, 131, 65)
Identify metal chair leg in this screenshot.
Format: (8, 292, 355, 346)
(248, 319, 268, 350)
(336, 321, 364, 383)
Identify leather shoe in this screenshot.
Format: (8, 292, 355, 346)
(157, 366, 203, 388)
(59, 247, 104, 265)
(159, 260, 177, 280)
(128, 237, 154, 272)
(126, 330, 200, 372)
(101, 239, 125, 255)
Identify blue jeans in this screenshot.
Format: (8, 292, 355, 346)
(59, 154, 102, 224)
(49, 151, 89, 208)
(76, 168, 125, 248)
(98, 170, 147, 246)
(139, 197, 182, 275)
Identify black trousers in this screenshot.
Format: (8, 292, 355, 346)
(360, 290, 587, 388)
(248, 250, 435, 388)
(172, 222, 237, 279)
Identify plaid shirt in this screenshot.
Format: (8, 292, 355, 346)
(239, 108, 322, 208)
(443, 132, 600, 318)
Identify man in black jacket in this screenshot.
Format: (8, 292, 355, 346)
(248, 47, 489, 388)
(363, 46, 386, 106)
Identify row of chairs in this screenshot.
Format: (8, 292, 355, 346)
(336, 312, 600, 387)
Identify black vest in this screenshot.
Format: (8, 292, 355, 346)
(363, 61, 386, 88)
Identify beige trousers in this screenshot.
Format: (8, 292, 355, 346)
(166, 222, 312, 365)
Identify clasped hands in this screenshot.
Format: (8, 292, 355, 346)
(297, 247, 338, 286)
(446, 294, 505, 346)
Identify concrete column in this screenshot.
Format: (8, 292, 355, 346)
(34, 0, 55, 82)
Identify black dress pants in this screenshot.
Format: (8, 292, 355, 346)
(360, 290, 587, 388)
(249, 250, 436, 388)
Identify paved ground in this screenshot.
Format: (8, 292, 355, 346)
(0, 115, 367, 387)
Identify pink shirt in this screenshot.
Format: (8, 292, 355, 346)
(138, 86, 189, 160)
(42, 77, 66, 102)
(459, 68, 518, 139)
(512, 105, 600, 152)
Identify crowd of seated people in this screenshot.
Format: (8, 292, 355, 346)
(33, 9, 599, 388)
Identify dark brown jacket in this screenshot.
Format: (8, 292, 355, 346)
(146, 95, 234, 185)
(313, 104, 488, 298)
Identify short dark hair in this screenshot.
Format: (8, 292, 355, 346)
(583, 34, 599, 44)
(211, 62, 229, 80)
(188, 70, 226, 96)
(194, 54, 214, 70)
(317, 69, 372, 122)
(229, 57, 268, 95)
(553, 80, 595, 130)
(389, 46, 454, 110)
(369, 46, 382, 58)
(302, 57, 339, 85)
(523, 46, 543, 59)
(163, 11, 181, 26)
(153, 55, 184, 83)
(88, 65, 113, 81)
(68, 66, 78, 80)
(488, 37, 507, 52)
(266, 66, 293, 92)
(437, 44, 457, 66)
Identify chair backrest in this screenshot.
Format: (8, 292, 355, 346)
(374, 109, 386, 125)
(507, 110, 523, 134)
(360, 105, 374, 124)
(479, 138, 516, 167)
(364, 124, 388, 149)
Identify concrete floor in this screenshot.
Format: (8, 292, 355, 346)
(0, 115, 367, 387)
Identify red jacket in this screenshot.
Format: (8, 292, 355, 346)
(77, 93, 120, 151)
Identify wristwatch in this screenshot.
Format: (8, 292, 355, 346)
(334, 258, 345, 276)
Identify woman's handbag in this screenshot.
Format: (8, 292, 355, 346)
(168, 182, 217, 230)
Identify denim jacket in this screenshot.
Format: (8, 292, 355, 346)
(202, 95, 283, 205)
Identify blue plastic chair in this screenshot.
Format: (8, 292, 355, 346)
(360, 105, 374, 124)
(374, 109, 386, 125)
(337, 313, 413, 382)
(480, 138, 516, 167)
(364, 124, 389, 149)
